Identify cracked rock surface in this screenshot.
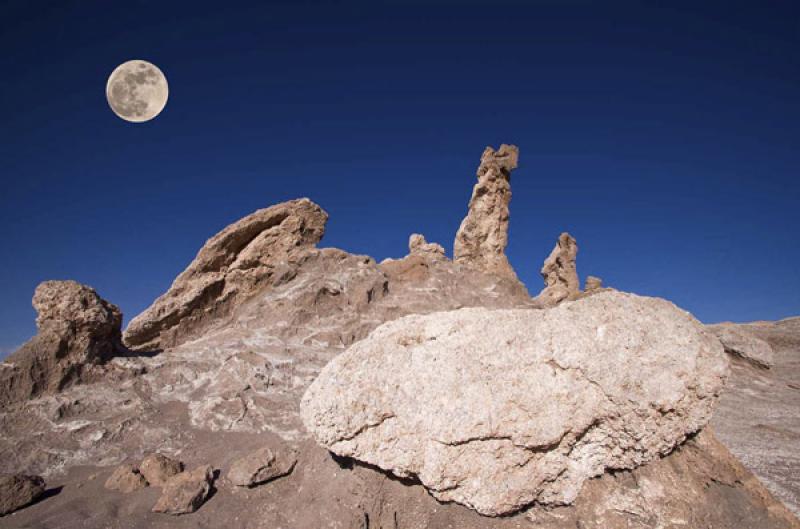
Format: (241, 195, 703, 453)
(301, 291, 729, 515)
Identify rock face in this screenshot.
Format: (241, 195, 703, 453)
(124, 198, 328, 351)
(0, 474, 45, 516)
(227, 446, 297, 487)
(408, 234, 446, 259)
(0, 281, 124, 407)
(534, 232, 580, 307)
(104, 464, 148, 493)
(708, 322, 774, 368)
(139, 454, 183, 487)
(302, 291, 729, 516)
(453, 144, 519, 281)
(152, 465, 214, 515)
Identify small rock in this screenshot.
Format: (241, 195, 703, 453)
(0, 474, 46, 516)
(104, 464, 148, 493)
(140, 453, 183, 487)
(228, 446, 297, 487)
(584, 275, 603, 292)
(152, 465, 214, 515)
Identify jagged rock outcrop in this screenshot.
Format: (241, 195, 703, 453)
(227, 446, 297, 487)
(708, 322, 775, 368)
(408, 233, 446, 259)
(0, 474, 45, 516)
(302, 291, 729, 516)
(0, 281, 124, 407)
(124, 198, 328, 351)
(453, 144, 519, 281)
(534, 232, 580, 307)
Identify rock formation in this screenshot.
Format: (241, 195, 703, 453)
(302, 291, 729, 515)
(534, 232, 580, 306)
(708, 322, 775, 368)
(584, 275, 603, 292)
(0, 146, 797, 528)
(408, 233, 446, 259)
(139, 454, 183, 486)
(453, 144, 519, 281)
(0, 475, 45, 516)
(227, 446, 297, 487)
(0, 280, 124, 407)
(152, 465, 214, 515)
(124, 198, 328, 351)
(104, 464, 148, 493)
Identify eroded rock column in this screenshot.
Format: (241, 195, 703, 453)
(454, 144, 519, 281)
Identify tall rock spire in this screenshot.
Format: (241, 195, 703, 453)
(453, 144, 519, 281)
(534, 232, 580, 306)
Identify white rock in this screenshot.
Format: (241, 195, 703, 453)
(301, 291, 728, 516)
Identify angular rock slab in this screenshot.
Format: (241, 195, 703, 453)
(301, 291, 729, 516)
(227, 446, 297, 487)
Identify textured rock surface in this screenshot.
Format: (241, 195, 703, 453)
(139, 453, 183, 487)
(152, 465, 214, 515)
(104, 464, 148, 493)
(709, 322, 775, 368)
(302, 291, 729, 515)
(0, 474, 45, 516)
(227, 446, 297, 487)
(408, 234, 446, 259)
(0, 281, 124, 407)
(453, 144, 519, 281)
(712, 317, 800, 517)
(534, 232, 580, 307)
(124, 198, 328, 351)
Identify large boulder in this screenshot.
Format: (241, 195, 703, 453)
(0, 280, 124, 407)
(302, 291, 729, 516)
(124, 198, 328, 351)
(453, 144, 520, 281)
(707, 322, 774, 368)
(534, 232, 580, 306)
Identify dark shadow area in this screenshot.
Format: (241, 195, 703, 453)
(25, 485, 64, 510)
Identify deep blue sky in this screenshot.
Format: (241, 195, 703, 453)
(1, 1, 798, 356)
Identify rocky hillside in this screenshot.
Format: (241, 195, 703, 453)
(0, 145, 797, 528)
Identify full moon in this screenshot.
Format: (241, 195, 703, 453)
(106, 60, 168, 123)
